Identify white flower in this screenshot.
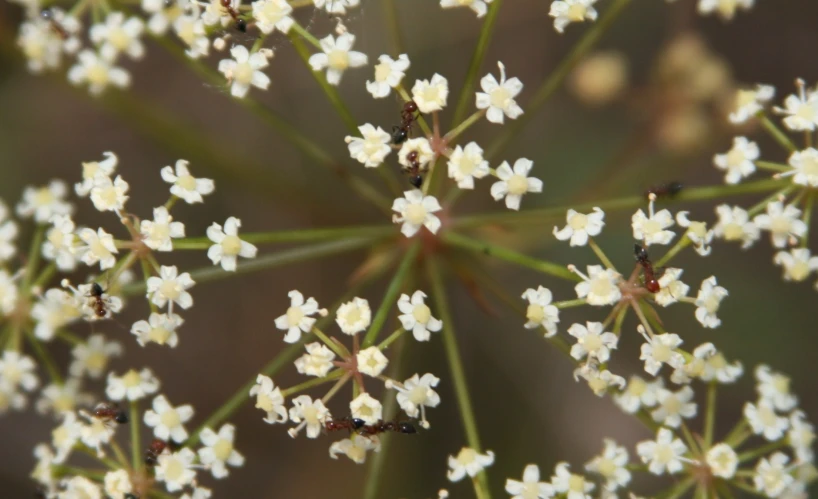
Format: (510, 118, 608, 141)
(202, 0, 239, 27)
(218, 45, 271, 98)
(308, 33, 368, 86)
(553, 207, 604, 246)
(146, 266, 195, 311)
(68, 49, 131, 95)
(636, 428, 688, 475)
(572, 265, 622, 306)
(61, 476, 102, 498)
(713, 204, 759, 249)
(141, 0, 184, 34)
(131, 312, 184, 348)
(0, 270, 18, 315)
(754, 453, 795, 497)
(78, 228, 118, 270)
(392, 190, 443, 238)
(784, 147, 818, 187)
(551, 462, 594, 499)
(31, 288, 82, 341)
(447, 142, 490, 189)
(672, 343, 743, 385)
(521, 286, 560, 337)
(160, 159, 215, 204)
(654, 268, 689, 307)
(79, 411, 115, 453)
(651, 386, 696, 428)
(155, 448, 197, 492)
(585, 439, 630, 491)
(43, 214, 78, 270)
(349, 392, 382, 424)
(755, 365, 798, 412)
(639, 332, 685, 376)
(37, 378, 94, 416)
(505, 464, 554, 499)
(274, 290, 325, 343)
(397, 290, 443, 341)
(788, 411, 816, 463)
(140, 206, 185, 251)
(568, 322, 618, 363)
(440, 0, 494, 17)
(314, 0, 360, 15)
(173, 11, 209, 59)
(476, 62, 524, 124)
(16, 180, 72, 223)
(0, 213, 17, 263)
(357, 347, 388, 377)
(76, 152, 117, 197)
(345, 124, 392, 167)
(251, 0, 294, 34)
(774, 248, 818, 282)
(705, 443, 738, 479)
(490, 158, 543, 210)
(207, 217, 257, 271)
(676, 212, 714, 256)
(104, 469, 133, 498)
(143, 394, 194, 442)
(329, 434, 380, 464)
(754, 201, 807, 248)
(744, 399, 789, 441)
(51, 412, 82, 463)
(713, 136, 759, 184)
(17, 13, 79, 74)
(69, 334, 122, 379)
(447, 447, 495, 482)
(412, 74, 449, 113)
(31, 444, 56, 495)
(694, 276, 728, 329)
(0, 351, 39, 393)
(89, 174, 129, 214)
(631, 199, 675, 246)
(336, 297, 371, 335)
(198, 423, 245, 479)
(294, 342, 336, 377)
(614, 375, 663, 414)
(366, 54, 409, 98)
(89, 12, 145, 61)
(573, 365, 625, 396)
(549, 0, 598, 33)
(395, 373, 440, 427)
(697, 0, 755, 20)
(288, 395, 330, 438)
(106, 368, 160, 401)
(249, 375, 287, 424)
(0, 383, 26, 414)
(776, 80, 818, 131)
(729, 84, 775, 124)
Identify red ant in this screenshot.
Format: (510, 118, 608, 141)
(220, 0, 247, 32)
(88, 282, 108, 319)
(645, 181, 683, 200)
(403, 150, 424, 188)
(40, 9, 68, 39)
(93, 402, 129, 425)
(392, 100, 419, 145)
(144, 438, 169, 466)
(357, 419, 418, 436)
(634, 244, 660, 293)
(325, 417, 366, 433)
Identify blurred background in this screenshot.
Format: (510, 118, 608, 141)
(0, 0, 817, 497)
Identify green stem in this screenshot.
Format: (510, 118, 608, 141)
(131, 400, 141, 471)
(737, 439, 788, 463)
(442, 231, 578, 281)
(485, 0, 633, 159)
(654, 235, 692, 268)
(33, 262, 57, 290)
(554, 298, 587, 309)
(758, 113, 798, 153)
(801, 191, 814, 248)
(452, 178, 787, 228)
(281, 369, 344, 398)
(362, 241, 420, 347)
(427, 256, 492, 499)
(450, 0, 503, 126)
(445, 110, 487, 144)
(704, 382, 717, 450)
(22, 225, 46, 292)
(731, 479, 769, 497)
(25, 330, 62, 384)
(383, 0, 405, 54)
(121, 237, 381, 296)
(656, 476, 695, 499)
(173, 225, 395, 249)
(312, 327, 350, 359)
(747, 185, 797, 217)
(377, 327, 405, 350)
(588, 237, 615, 269)
(755, 160, 790, 172)
(290, 21, 321, 48)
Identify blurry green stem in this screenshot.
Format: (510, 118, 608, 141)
(703, 382, 716, 450)
(383, 0, 405, 54)
(746, 185, 797, 217)
(362, 241, 420, 347)
(173, 224, 395, 249)
(445, 109, 486, 144)
(801, 191, 814, 248)
(758, 113, 797, 153)
(25, 329, 62, 384)
(281, 369, 344, 398)
(377, 327, 405, 350)
(450, 0, 502, 126)
(654, 235, 691, 268)
(427, 256, 492, 499)
(587, 237, 615, 269)
(131, 401, 141, 471)
(290, 21, 321, 48)
(486, 0, 633, 159)
(22, 226, 45, 292)
(442, 231, 578, 281)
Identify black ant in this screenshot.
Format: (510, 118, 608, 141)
(634, 244, 660, 293)
(392, 100, 419, 145)
(645, 181, 683, 200)
(93, 402, 129, 424)
(403, 150, 424, 188)
(325, 417, 366, 433)
(220, 0, 247, 32)
(358, 419, 418, 436)
(40, 9, 68, 39)
(144, 438, 169, 466)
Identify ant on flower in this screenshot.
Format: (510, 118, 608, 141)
(645, 181, 683, 200)
(220, 0, 247, 32)
(93, 402, 129, 425)
(403, 150, 424, 188)
(358, 419, 418, 436)
(634, 244, 661, 293)
(392, 100, 420, 145)
(324, 417, 366, 433)
(40, 9, 68, 39)
(144, 438, 169, 466)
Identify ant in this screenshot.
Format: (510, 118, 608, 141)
(40, 8, 68, 39)
(403, 150, 424, 188)
(220, 0, 247, 32)
(358, 419, 418, 436)
(93, 402, 129, 425)
(392, 100, 419, 145)
(88, 282, 109, 319)
(634, 244, 660, 293)
(645, 181, 683, 200)
(325, 417, 366, 433)
(144, 438, 169, 466)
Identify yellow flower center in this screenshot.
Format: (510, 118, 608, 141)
(589, 277, 614, 297)
(652, 344, 672, 363)
(569, 213, 588, 230)
(627, 378, 647, 396)
(213, 439, 233, 461)
(597, 458, 616, 477)
(408, 385, 427, 405)
(286, 306, 304, 326)
(582, 333, 603, 353)
(725, 147, 746, 167)
(405, 204, 427, 225)
(148, 326, 172, 344)
(506, 174, 528, 195)
(160, 409, 181, 428)
(256, 393, 274, 412)
(771, 374, 790, 395)
(722, 223, 744, 241)
(160, 281, 180, 300)
(234, 62, 254, 85)
(374, 62, 391, 82)
(86, 63, 109, 86)
(457, 156, 477, 176)
(177, 174, 197, 191)
(526, 304, 545, 324)
(567, 5, 588, 21)
(109, 27, 131, 51)
(165, 457, 184, 481)
(221, 235, 242, 255)
(412, 304, 431, 324)
(799, 157, 818, 177)
(489, 86, 511, 109)
(328, 49, 349, 70)
(456, 448, 477, 466)
(34, 187, 55, 207)
(123, 370, 142, 387)
(85, 352, 108, 373)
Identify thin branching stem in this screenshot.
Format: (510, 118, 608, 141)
(362, 241, 420, 347)
(172, 224, 395, 249)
